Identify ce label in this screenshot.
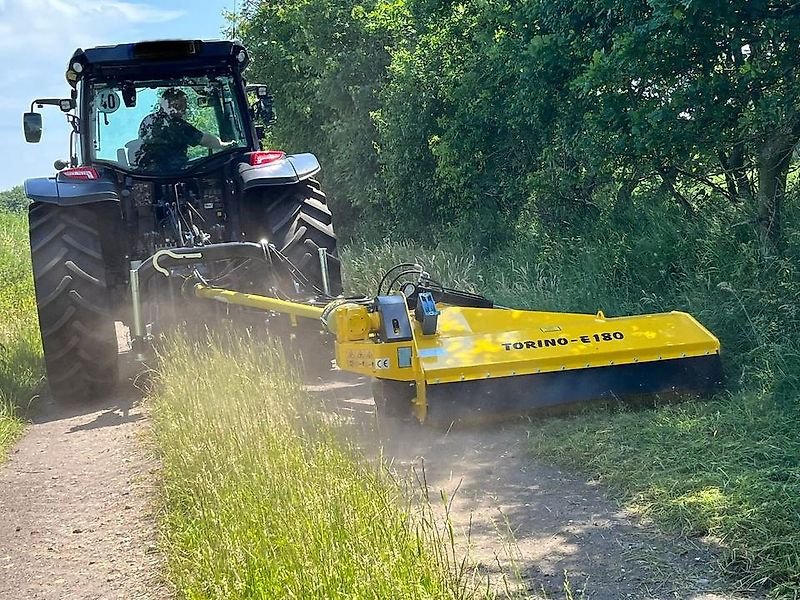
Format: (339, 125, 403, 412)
(375, 358, 390, 369)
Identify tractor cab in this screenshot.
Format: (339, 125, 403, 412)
(26, 40, 274, 176)
(87, 75, 249, 174)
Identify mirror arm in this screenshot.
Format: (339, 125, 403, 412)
(31, 98, 76, 113)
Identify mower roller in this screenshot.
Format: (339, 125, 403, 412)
(134, 252, 723, 426)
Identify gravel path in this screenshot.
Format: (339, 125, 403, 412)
(0, 356, 163, 600)
(310, 367, 764, 600)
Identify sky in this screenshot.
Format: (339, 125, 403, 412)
(0, 0, 233, 190)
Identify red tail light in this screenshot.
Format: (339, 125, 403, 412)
(60, 167, 100, 180)
(249, 151, 286, 166)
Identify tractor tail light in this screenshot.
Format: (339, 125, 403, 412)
(249, 151, 286, 166)
(60, 167, 100, 180)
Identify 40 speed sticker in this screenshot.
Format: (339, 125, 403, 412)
(501, 331, 625, 351)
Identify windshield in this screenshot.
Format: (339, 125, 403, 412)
(88, 75, 248, 174)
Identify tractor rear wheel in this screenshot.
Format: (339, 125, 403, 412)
(261, 179, 343, 295)
(29, 203, 119, 401)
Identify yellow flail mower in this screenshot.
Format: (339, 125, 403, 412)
(131, 245, 722, 426)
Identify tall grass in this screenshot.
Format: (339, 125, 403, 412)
(0, 209, 41, 455)
(340, 190, 800, 596)
(150, 332, 488, 599)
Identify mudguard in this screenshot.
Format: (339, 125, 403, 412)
(238, 152, 321, 191)
(24, 176, 119, 206)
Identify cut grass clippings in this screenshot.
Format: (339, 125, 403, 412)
(149, 332, 486, 599)
(0, 209, 41, 456)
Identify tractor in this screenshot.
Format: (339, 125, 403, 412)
(23, 40, 341, 401)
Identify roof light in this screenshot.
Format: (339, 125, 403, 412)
(249, 151, 285, 166)
(60, 167, 100, 180)
(237, 50, 247, 63)
(72, 62, 83, 73)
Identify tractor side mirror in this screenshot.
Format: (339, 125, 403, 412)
(260, 96, 275, 122)
(254, 95, 275, 124)
(246, 85, 276, 125)
(121, 82, 137, 108)
(23, 112, 43, 143)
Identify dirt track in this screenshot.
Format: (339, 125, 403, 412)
(310, 367, 764, 600)
(0, 355, 163, 600)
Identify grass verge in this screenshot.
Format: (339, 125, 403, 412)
(528, 395, 800, 595)
(149, 331, 485, 599)
(0, 209, 41, 456)
(341, 238, 800, 597)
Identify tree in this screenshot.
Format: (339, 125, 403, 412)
(237, 0, 406, 235)
(0, 187, 29, 213)
(542, 0, 800, 250)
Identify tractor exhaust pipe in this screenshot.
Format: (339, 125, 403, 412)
(318, 247, 331, 296)
(129, 261, 147, 362)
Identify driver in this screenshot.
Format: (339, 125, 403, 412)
(135, 88, 231, 170)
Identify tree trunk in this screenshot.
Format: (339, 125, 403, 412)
(657, 166, 694, 214)
(757, 131, 797, 253)
(729, 146, 753, 203)
(718, 151, 739, 201)
(615, 170, 639, 209)
(720, 146, 754, 203)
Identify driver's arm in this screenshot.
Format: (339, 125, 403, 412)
(182, 120, 233, 151)
(200, 132, 234, 150)
(200, 132, 233, 150)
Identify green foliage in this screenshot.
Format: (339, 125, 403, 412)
(239, 0, 406, 233)
(0, 187, 30, 213)
(0, 209, 42, 456)
(239, 0, 800, 246)
(150, 332, 486, 599)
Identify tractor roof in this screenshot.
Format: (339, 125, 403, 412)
(66, 40, 249, 88)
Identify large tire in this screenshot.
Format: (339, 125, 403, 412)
(261, 179, 343, 295)
(29, 203, 119, 401)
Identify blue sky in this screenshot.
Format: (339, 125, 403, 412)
(0, 0, 233, 190)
